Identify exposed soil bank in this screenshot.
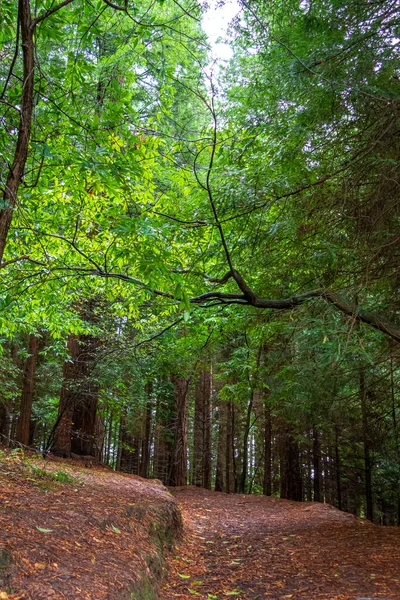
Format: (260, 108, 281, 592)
(0, 448, 181, 599)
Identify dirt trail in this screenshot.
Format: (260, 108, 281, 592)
(159, 487, 400, 600)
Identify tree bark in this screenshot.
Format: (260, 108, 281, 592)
(0, 0, 35, 262)
(15, 334, 39, 446)
(140, 382, 153, 479)
(263, 403, 272, 496)
(335, 425, 342, 511)
(70, 333, 99, 456)
(360, 370, 374, 521)
(239, 390, 254, 494)
(312, 426, 321, 502)
(279, 422, 302, 501)
(153, 382, 174, 484)
(189, 270, 400, 345)
(51, 334, 79, 456)
(0, 402, 9, 442)
(193, 367, 212, 488)
(215, 398, 227, 492)
(169, 375, 189, 486)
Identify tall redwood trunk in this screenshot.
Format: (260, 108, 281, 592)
(0, 0, 35, 262)
(193, 367, 212, 489)
(70, 340, 99, 456)
(119, 411, 140, 473)
(15, 334, 39, 446)
(153, 382, 174, 484)
(51, 334, 79, 456)
(279, 422, 302, 501)
(51, 328, 99, 457)
(169, 375, 189, 486)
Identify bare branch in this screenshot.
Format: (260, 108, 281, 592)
(101, 0, 128, 11)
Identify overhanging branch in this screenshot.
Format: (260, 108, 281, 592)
(188, 270, 400, 343)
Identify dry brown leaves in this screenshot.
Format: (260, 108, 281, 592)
(159, 486, 400, 600)
(0, 448, 177, 599)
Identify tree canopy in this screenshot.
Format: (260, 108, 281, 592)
(0, 0, 399, 524)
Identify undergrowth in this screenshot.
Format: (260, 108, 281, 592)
(0, 447, 80, 488)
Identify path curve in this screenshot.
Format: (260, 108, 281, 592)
(159, 486, 400, 600)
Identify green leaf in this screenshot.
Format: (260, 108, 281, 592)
(36, 527, 53, 533)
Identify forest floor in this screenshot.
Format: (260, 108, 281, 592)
(0, 447, 181, 600)
(159, 486, 400, 600)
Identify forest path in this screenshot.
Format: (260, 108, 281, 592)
(159, 486, 400, 600)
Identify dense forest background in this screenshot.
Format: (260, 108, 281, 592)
(0, 0, 399, 526)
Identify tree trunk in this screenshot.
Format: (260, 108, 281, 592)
(239, 390, 254, 493)
(360, 370, 374, 521)
(51, 334, 79, 456)
(169, 375, 189, 486)
(153, 379, 177, 484)
(69, 330, 99, 456)
(263, 403, 272, 496)
(335, 425, 342, 511)
(94, 416, 105, 461)
(225, 401, 237, 493)
(119, 409, 142, 474)
(193, 367, 212, 489)
(15, 334, 39, 446)
(312, 426, 321, 502)
(0, 0, 35, 262)
(0, 402, 9, 442)
(104, 412, 113, 465)
(215, 399, 227, 492)
(140, 382, 153, 479)
(279, 422, 302, 501)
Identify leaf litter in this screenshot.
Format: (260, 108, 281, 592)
(159, 486, 400, 600)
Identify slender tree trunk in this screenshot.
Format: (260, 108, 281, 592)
(335, 425, 342, 511)
(140, 382, 153, 478)
(239, 390, 254, 493)
(105, 412, 113, 465)
(0, 402, 9, 442)
(215, 399, 227, 492)
(360, 370, 374, 521)
(0, 0, 35, 262)
(231, 402, 238, 493)
(225, 401, 237, 493)
(312, 426, 321, 502)
(15, 334, 39, 446)
(94, 416, 105, 461)
(193, 367, 212, 488)
(169, 375, 189, 486)
(153, 407, 168, 482)
(263, 403, 272, 496)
